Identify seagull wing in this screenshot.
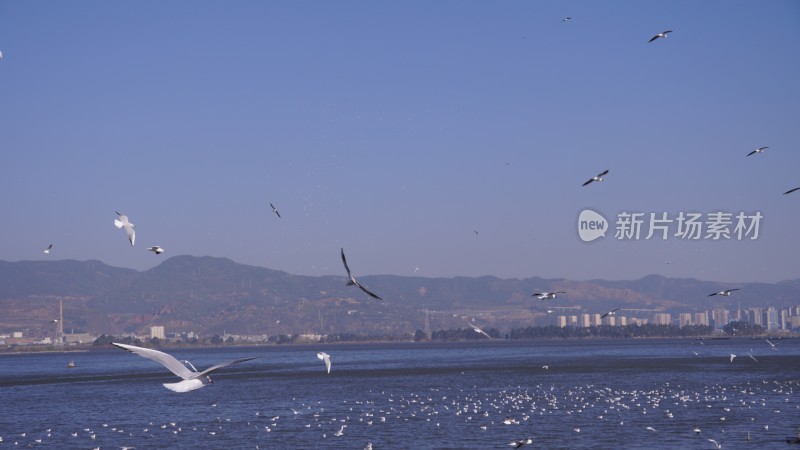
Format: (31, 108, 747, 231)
(783, 187, 800, 195)
(746, 150, 757, 157)
(708, 292, 718, 297)
(113, 343, 196, 380)
(195, 357, 258, 378)
(648, 35, 659, 43)
(597, 169, 609, 177)
(582, 178, 594, 187)
(356, 282, 383, 301)
(340, 248, 353, 280)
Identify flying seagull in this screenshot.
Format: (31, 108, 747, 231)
(708, 289, 739, 297)
(582, 169, 609, 186)
(601, 308, 621, 319)
(466, 322, 493, 340)
(729, 353, 736, 363)
(112, 342, 256, 392)
(708, 438, 723, 449)
(532, 291, 565, 301)
(43, 244, 53, 254)
(269, 202, 281, 218)
(766, 339, 777, 351)
(783, 187, 800, 195)
(562, 17, 572, 22)
(317, 351, 331, 373)
(114, 211, 135, 246)
(340, 248, 383, 300)
(147, 246, 165, 255)
(508, 438, 533, 449)
(746, 146, 769, 157)
(648, 30, 672, 43)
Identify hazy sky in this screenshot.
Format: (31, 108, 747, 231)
(1, 1, 798, 283)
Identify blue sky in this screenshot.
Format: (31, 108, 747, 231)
(1, 1, 798, 283)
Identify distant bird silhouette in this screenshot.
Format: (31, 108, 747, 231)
(708, 289, 739, 297)
(340, 248, 383, 300)
(746, 146, 769, 157)
(43, 244, 53, 254)
(648, 30, 672, 43)
(582, 169, 609, 186)
(533, 291, 565, 300)
(783, 187, 800, 195)
(601, 308, 621, 319)
(269, 202, 281, 218)
(147, 246, 165, 255)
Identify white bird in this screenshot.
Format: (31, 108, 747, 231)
(340, 248, 383, 300)
(334, 425, 346, 436)
(466, 322, 493, 340)
(648, 30, 672, 43)
(582, 169, 609, 186)
(708, 289, 739, 297)
(693, 425, 701, 434)
(766, 339, 777, 351)
(112, 342, 256, 392)
(43, 244, 53, 254)
(532, 291, 565, 300)
(729, 354, 736, 363)
(147, 246, 165, 255)
(317, 351, 331, 374)
(601, 308, 621, 319)
(114, 211, 136, 246)
(708, 438, 723, 449)
(746, 146, 769, 157)
(747, 351, 758, 362)
(508, 438, 533, 449)
(646, 426, 657, 432)
(269, 202, 281, 218)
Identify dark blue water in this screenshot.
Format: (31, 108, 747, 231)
(1, 338, 798, 449)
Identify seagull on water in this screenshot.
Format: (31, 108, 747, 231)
(648, 30, 672, 43)
(466, 322, 493, 340)
(601, 308, 621, 319)
(746, 146, 769, 157)
(783, 187, 800, 195)
(317, 351, 331, 374)
(582, 170, 609, 186)
(340, 248, 383, 300)
(708, 289, 739, 297)
(508, 438, 533, 449)
(147, 246, 165, 255)
(112, 342, 256, 392)
(269, 203, 281, 218)
(532, 291, 565, 301)
(693, 425, 701, 435)
(114, 211, 136, 246)
(43, 244, 53, 254)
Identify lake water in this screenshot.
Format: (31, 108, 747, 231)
(0, 338, 798, 449)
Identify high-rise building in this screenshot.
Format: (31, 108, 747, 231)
(150, 326, 165, 340)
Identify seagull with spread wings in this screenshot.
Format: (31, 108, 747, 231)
(582, 170, 609, 187)
(340, 248, 383, 300)
(648, 30, 672, 43)
(114, 211, 136, 246)
(708, 289, 739, 297)
(467, 322, 493, 340)
(112, 342, 256, 392)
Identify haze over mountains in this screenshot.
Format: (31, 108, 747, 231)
(1, 256, 798, 337)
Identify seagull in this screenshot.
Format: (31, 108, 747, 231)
(114, 211, 136, 246)
(532, 291, 565, 301)
(601, 308, 621, 319)
(49, 319, 59, 324)
(269, 203, 281, 218)
(766, 339, 777, 351)
(43, 244, 53, 254)
(746, 146, 769, 157)
(708, 438, 723, 449)
(508, 438, 533, 449)
(708, 289, 739, 297)
(693, 425, 701, 435)
(317, 351, 331, 374)
(112, 342, 256, 392)
(466, 322, 493, 340)
(582, 169, 609, 186)
(783, 187, 800, 195)
(562, 17, 572, 22)
(147, 246, 165, 255)
(729, 354, 736, 363)
(646, 426, 657, 432)
(340, 248, 383, 300)
(747, 351, 758, 362)
(648, 30, 672, 43)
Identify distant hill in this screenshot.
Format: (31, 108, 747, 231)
(1, 256, 798, 337)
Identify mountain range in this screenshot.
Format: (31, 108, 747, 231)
(1, 256, 798, 337)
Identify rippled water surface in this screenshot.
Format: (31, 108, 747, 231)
(1, 338, 798, 449)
